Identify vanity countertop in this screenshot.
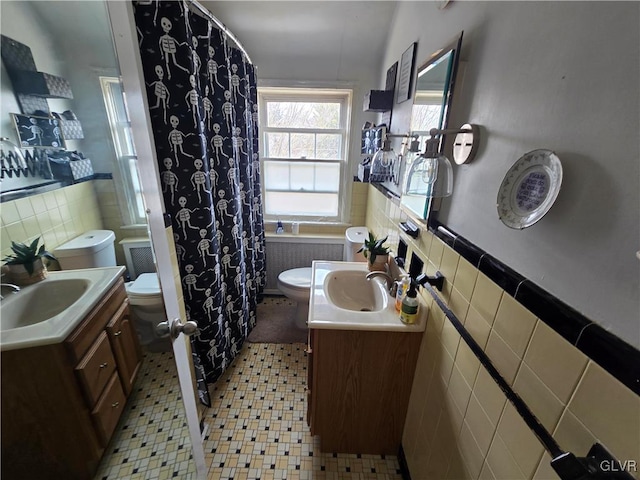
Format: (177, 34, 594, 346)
(0, 266, 126, 351)
(308, 261, 426, 332)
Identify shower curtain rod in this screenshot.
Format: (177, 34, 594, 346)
(186, 0, 253, 64)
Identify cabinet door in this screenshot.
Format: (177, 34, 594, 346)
(106, 300, 143, 396)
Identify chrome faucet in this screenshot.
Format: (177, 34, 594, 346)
(365, 271, 395, 293)
(0, 283, 21, 300)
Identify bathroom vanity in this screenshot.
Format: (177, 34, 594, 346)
(307, 328, 421, 454)
(1, 269, 142, 480)
(306, 261, 425, 454)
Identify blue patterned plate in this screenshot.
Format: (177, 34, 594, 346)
(497, 149, 563, 229)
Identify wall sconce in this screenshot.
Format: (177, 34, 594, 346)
(403, 124, 479, 198)
(370, 132, 418, 183)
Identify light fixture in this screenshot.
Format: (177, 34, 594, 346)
(403, 124, 479, 198)
(370, 132, 419, 183)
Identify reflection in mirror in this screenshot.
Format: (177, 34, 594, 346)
(401, 32, 463, 220)
(0, 2, 197, 478)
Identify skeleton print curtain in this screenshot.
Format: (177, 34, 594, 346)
(133, 1, 265, 403)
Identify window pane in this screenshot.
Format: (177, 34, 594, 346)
(315, 134, 341, 159)
(314, 163, 340, 192)
(411, 104, 443, 133)
(264, 162, 290, 190)
(266, 101, 340, 129)
(265, 192, 339, 216)
(266, 132, 290, 158)
(290, 163, 315, 191)
(290, 133, 315, 158)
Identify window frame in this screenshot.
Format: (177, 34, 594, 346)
(100, 76, 147, 226)
(258, 87, 352, 223)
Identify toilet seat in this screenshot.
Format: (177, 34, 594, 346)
(277, 267, 312, 292)
(125, 273, 162, 306)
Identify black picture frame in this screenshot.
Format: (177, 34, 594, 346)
(12, 113, 66, 149)
(396, 42, 417, 104)
(361, 126, 386, 155)
(381, 61, 398, 129)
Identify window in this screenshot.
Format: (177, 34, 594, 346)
(258, 87, 352, 221)
(100, 77, 146, 225)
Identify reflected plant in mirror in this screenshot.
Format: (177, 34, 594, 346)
(401, 32, 463, 220)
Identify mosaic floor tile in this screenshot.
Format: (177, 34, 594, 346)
(94, 334, 402, 479)
(94, 352, 196, 480)
(204, 343, 403, 480)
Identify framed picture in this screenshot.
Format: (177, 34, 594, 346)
(361, 126, 386, 155)
(12, 113, 66, 149)
(380, 61, 398, 129)
(396, 42, 417, 104)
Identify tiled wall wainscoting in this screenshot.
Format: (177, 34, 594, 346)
(0, 180, 148, 267)
(365, 185, 640, 480)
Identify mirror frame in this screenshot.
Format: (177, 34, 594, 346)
(400, 31, 464, 222)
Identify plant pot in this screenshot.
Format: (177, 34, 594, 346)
(368, 255, 389, 272)
(6, 259, 48, 286)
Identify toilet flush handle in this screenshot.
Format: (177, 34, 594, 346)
(156, 318, 199, 340)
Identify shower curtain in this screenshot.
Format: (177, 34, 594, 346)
(133, 0, 265, 403)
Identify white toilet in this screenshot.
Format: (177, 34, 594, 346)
(55, 230, 171, 352)
(277, 226, 369, 328)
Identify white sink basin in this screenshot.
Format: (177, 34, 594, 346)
(309, 261, 426, 332)
(2, 278, 90, 330)
(324, 270, 387, 312)
(1, 266, 126, 351)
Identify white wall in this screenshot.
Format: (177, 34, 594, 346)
(380, 1, 639, 346)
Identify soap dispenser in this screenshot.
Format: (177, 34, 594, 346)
(395, 274, 410, 312)
(400, 281, 419, 325)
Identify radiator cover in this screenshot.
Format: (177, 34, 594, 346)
(265, 240, 343, 293)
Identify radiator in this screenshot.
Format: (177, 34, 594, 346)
(119, 238, 156, 280)
(265, 237, 344, 294)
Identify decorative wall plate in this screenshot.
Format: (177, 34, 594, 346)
(497, 149, 563, 229)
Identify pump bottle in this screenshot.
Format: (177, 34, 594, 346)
(400, 281, 419, 324)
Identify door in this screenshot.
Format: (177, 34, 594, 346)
(106, 2, 207, 479)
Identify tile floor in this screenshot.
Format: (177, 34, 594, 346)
(95, 340, 403, 479)
(94, 352, 196, 480)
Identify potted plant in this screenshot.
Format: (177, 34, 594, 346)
(3, 237, 57, 286)
(357, 232, 390, 272)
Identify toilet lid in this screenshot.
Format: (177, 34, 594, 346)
(278, 267, 312, 289)
(127, 273, 161, 297)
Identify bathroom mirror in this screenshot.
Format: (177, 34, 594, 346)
(400, 32, 463, 221)
(0, 2, 125, 204)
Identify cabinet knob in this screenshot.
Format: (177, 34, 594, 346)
(113, 330, 122, 337)
(111, 402, 120, 408)
(99, 362, 108, 369)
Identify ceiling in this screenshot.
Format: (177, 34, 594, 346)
(22, 1, 398, 82)
(201, 1, 398, 80)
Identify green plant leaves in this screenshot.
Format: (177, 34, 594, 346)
(2, 237, 57, 273)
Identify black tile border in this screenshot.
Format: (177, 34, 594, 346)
(428, 219, 640, 396)
(0, 172, 114, 203)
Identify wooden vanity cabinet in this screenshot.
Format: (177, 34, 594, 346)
(1, 277, 143, 480)
(307, 328, 422, 455)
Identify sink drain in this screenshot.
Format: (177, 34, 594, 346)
(360, 308, 371, 312)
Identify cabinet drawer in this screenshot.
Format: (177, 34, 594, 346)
(66, 278, 126, 364)
(91, 373, 126, 447)
(75, 331, 117, 407)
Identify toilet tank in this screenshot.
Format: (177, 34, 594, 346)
(55, 230, 117, 270)
(344, 226, 368, 262)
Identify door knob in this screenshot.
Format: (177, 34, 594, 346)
(155, 318, 198, 339)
